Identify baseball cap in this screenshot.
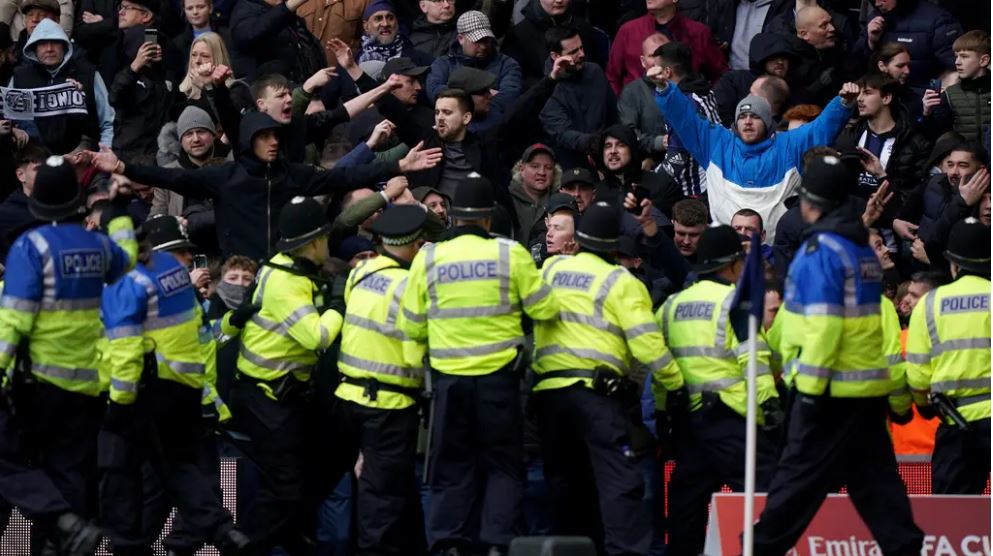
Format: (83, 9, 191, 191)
(561, 167, 596, 188)
(520, 143, 556, 163)
(457, 10, 495, 43)
(546, 192, 578, 216)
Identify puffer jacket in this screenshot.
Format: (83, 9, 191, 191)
(426, 45, 524, 115)
(856, 0, 962, 89)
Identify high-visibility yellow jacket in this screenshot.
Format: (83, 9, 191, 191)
(533, 253, 684, 404)
(906, 275, 991, 423)
(101, 251, 207, 404)
(237, 253, 343, 384)
(656, 278, 776, 421)
(335, 254, 426, 410)
(400, 229, 558, 375)
(0, 217, 137, 396)
(778, 231, 894, 398)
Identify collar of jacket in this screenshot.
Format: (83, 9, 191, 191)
(443, 225, 491, 241)
(802, 199, 869, 246)
(380, 250, 412, 270)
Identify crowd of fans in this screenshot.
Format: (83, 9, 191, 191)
(0, 0, 989, 547)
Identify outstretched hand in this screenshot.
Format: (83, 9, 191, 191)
(398, 141, 443, 173)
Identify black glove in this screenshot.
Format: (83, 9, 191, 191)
(228, 299, 261, 329)
(761, 398, 785, 432)
(103, 401, 138, 434)
(666, 386, 689, 415)
(888, 407, 913, 425)
(916, 403, 938, 420)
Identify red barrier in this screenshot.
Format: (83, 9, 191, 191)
(704, 493, 992, 556)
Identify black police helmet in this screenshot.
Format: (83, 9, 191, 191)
(944, 217, 991, 273)
(276, 196, 330, 252)
(693, 225, 744, 274)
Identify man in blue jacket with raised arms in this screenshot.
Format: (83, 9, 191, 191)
(645, 64, 861, 241)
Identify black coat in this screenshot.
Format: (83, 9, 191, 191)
(375, 72, 561, 229)
(788, 37, 862, 107)
(73, 0, 122, 85)
(229, 0, 326, 82)
(123, 112, 400, 259)
(833, 111, 932, 202)
(502, 0, 606, 87)
(712, 31, 798, 126)
(594, 123, 684, 217)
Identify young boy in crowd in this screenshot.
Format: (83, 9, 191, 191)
(924, 30, 990, 148)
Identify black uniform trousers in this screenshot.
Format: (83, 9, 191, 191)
(0, 381, 102, 535)
(533, 384, 650, 556)
(147, 426, 224, 555)
(99, 380, 233, 555)
(427, 367, 523, 553)
(932, 418, 991, 494)
(667, 400, 776, 556)
(337, 399, 425, 556)
(752, 395, 924, 556)
(229, 378, 342, 556)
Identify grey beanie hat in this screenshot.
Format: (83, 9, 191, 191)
(177, 106, 217, 138)
(734, 95, 774, 137)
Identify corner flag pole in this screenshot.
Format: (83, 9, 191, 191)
(742, 312, 759, 556)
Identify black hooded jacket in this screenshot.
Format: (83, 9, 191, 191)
(109, 26, 175, 157)
(122, 112, 400, 260)
(595, 123, 684, 217)
(713, 32, 797, 126)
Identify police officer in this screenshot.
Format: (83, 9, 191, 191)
(752, 156, 924, 554)
(140, 215, 236, 556)
(99, 221, 249, 556)
(230, 196, 344, 554)
(335, 205, 429, 555)
(906, 218, 991, 494)
(655, 225, 779, 556)
(400, 175, 559, 556)
(531, 202, 685, 555)
(0, 156, 137, 554)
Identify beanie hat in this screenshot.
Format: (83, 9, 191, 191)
(336, 235, 376, 261)
(177, 106, 216, 138)
(363, 0, 395, 19)
(734, 95, 774, 138)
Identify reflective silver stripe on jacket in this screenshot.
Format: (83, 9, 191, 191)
(107, 325, 144, 340)
(659, 295, 676, 342)
(430, 338, 522, 359)
(146, 309, 197, 331)
(338, 352, 421, 379)
(817, 235, 858, 308)
(788, 302, 881, 318)
(952, 393, 990, 407)
(886, 353, 904, 366)
(931, 337, 991, 357)
(535, 345, 627, 373)
(931, 377, 992, 392)
(624, 322, 659, 340)
(110, 228, 136, 243)
(796, 363, 889, 382)
(26, 231, 56, 301)
(0, 296, 40, 312)
(239, 344, 311, 374)
(128, 270, 160, 320)
(345, 314, 408, 341)
(41, 298, 102, 311)
(558, 311, 623, 338)
(686, 376, 743, 393)
(33, 364, 99, 382)
(157, 353, 204, 374)
(671, 346, 734, 359)
(111, 377, 138, 393)
(0, 339, 15, 359)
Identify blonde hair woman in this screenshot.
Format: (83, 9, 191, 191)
(179, 32, 233, 100)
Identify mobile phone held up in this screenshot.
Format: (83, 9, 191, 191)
(144, 28, 158, 46)
(627, 185, 651, 214)
(193, 254, 208, 270)
(928, 78, 942, 92)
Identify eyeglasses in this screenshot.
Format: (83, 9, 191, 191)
(118, 4, 150, 13)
